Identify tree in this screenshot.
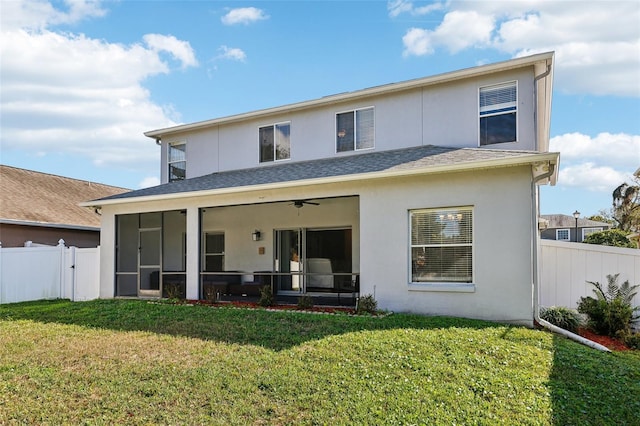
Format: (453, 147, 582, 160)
(583, 229, 635, 248)
(587, 209, 615, 225)
(612, 177, 640, 231)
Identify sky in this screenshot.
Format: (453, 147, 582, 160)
(1, 0, 639, 218)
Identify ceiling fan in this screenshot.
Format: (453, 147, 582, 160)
(291, 199, 319, 208)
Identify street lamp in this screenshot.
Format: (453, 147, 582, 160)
(573, 210, 580, 242)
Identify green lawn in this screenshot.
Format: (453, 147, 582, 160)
(1, 299, 638, 425)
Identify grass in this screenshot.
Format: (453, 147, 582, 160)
(1, 299, 638, 425)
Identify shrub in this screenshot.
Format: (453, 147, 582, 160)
(623, 332, 640, 350)
(296, 295, 314, 310)
(582, 229, 635, 248)
(164, 283, 183, 300)
(577, 274, 639, 336)
(356, 294, 378, 315)
(258, 285, 275, 307)
(539, 306, 582, 333)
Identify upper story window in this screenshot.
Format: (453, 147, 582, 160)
(410, 207, 473, 283)
(336, 107, 374, 152)
(259, 122, 290, 163)
(556, 229, 570, 241)
(479, 81, 517, 146)
(168, 142, 186, 182)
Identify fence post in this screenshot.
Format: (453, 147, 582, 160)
(58, 239, 66, 299)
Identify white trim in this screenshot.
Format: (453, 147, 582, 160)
(478, 80, 518, 146)
(335, 106, 375, 153)
(168, 141, 187, 182)
(556, 228, 570, 241)
(0, 218, 99, 231)
(258, 121, 292, 163)
(408, 283, 476, 293)
(408, 206, 474, 286)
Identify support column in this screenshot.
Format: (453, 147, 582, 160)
(185, 206, 200, 300)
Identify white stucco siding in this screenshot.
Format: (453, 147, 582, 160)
(159, 67, 538, 183)
(358, 166, 535, 326)
(98, 166, 536, 326)
(422, 69, 536, 150)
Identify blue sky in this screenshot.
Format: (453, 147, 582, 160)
(1, 0, 639, 218)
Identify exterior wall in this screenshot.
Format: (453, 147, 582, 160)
(358, 166, 535, 326)
(0, 223, 100, 248)
(541, 226, 608, 243)
(159, 68, 537, 183)
(99, 165, 536, 325)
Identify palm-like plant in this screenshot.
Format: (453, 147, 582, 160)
(577, 273, 639, 336)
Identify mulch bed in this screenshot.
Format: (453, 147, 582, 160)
(178, 299, 359, 315)
(577, 328, 631, 351)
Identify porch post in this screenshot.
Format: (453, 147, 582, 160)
(185, 206, 200, 300)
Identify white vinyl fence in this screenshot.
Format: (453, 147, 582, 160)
(540, 239, 640, 310)
(0, 240, 100, 304)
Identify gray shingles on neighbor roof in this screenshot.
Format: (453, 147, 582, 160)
(98, 145, 549, 203)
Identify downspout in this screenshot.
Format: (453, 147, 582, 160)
(531, 164, 610, 352)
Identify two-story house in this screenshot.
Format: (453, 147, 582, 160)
(84, 52, 558, 326)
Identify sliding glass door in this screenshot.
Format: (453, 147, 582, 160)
(274, 229, 303, 293)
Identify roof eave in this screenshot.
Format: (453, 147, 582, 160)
(81, 152, 559, 208)
(0, 218, 100, 231)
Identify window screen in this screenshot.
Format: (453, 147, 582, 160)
(410, 208, 473, 283)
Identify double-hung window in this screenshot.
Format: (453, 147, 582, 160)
(168, 142, 186, 182)
(336, 107, 374, 152)
(479, 81, 517, 146)
(259, 122, 290, 163)
(410, 207, 473, 283)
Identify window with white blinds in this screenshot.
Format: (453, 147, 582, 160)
(336, 107, 374, 152)
(410, 207, 473, 283)
(479, 81, 517, 146)
(168, 142, 186, 182)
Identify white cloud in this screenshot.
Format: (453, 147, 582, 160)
(550, 132, 640, 192)
(388, 0, 444, 18)
(217, 45, 247, 62)
(0, 1, 198, 175)
(139, 176, 160, 189)
(398, 2, 640, 97)
(143, 34, 199, 69)
(221, 7, 268, 25)
(1, 0, 106, 30)
(557, 163, 629, 193)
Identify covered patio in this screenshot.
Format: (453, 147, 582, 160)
(113, 196, 360, 306)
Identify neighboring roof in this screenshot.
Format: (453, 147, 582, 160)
(540, 214, 613, 229)
(145, 51, 554, 140)
(85, 145, 559, 207)
(0, 165, 129, 230)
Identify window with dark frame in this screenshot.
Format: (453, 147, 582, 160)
(336, 107, 374, 152)
(168, 142, 186, 182)
(259, 122, 290, 163)
(479, 82, 517, 146)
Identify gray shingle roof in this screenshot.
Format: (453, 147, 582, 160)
(540, 214, 613, 229)
(96, 145, 551, 203)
